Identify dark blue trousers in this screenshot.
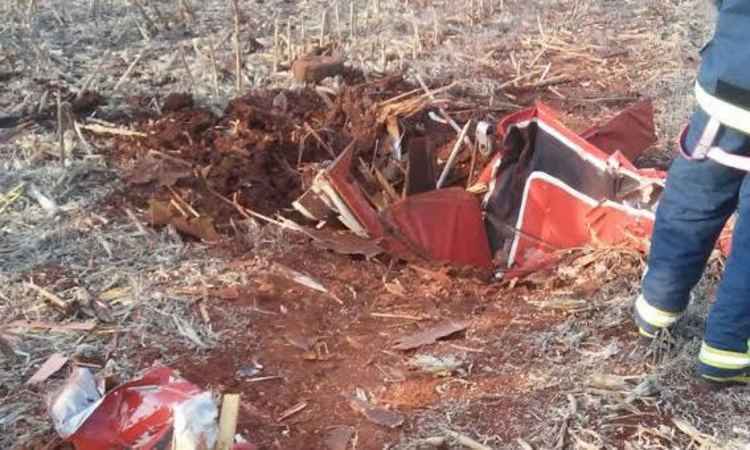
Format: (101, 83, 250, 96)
(636, 108, 750, 381)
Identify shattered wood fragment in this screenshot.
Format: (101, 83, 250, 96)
(293, 189, 335, 221)
(673, 418, 721, 447)
(349, 398, 404, 428)
(371, 312, 425, 321)
(277, 401, 307, 422)
(216, 394, 240, 450)
(27, 353, 68, 384)
(79, 122, 146, 137)
(436, 120, 471, 189)
(303, 122, 337, 158)
(147, 198, 219, 242)
(25, 282, 70, 312)
(393, 320, 468, 351)
(273, 264, 328, 293)
(374, 167, 400, 203)
(3, 320, 97, 333)
(292, 55, 345, 84)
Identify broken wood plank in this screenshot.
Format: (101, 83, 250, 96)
(3, 320, 97, 333)
(79, 122, 147, 137)
(216, 394, 240, 450)
(26, 353, 68, 384)
(277, 401, 308, 422)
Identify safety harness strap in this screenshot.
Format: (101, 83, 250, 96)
(706, 147, 750, 171)
(696, 82, 750, 136)
(684, 106, 750, 171)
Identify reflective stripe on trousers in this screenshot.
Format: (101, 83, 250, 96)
(634, 294, 682, 329)
(699, 341, 750, 371)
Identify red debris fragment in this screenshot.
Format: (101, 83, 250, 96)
(581, 100, 657, 163)
(482, 103, 665, 273)
(48, 366, 221, 450)
(507, 172, 655, 268)
(382, 189, 493, 269)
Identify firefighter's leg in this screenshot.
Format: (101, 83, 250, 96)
(636, 109, 745, 337)
(698, 175, 750, 383)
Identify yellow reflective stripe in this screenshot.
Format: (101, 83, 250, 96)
(638, 327, 656, 339)
(699, 342, 750, 370)
(635, 295, 681, 328)
(701, 374, 750, 384)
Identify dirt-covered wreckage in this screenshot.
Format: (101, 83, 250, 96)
(293, 100, 682, 275)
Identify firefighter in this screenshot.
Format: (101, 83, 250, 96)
(634, 0, 750, 384)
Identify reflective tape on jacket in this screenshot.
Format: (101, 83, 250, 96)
(705, 147, 750, 172)
(698, 342, 750, 371)
(634, 294, 681, 329)
(696, 82, 750, 136)
(685, 86, 750, 171)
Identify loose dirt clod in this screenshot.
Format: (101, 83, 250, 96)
(292, 55, 346, 84)
(162, 92, 195, 112)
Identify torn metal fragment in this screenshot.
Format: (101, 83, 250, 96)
(48, 366, 218, 450)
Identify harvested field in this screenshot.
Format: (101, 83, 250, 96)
(2, 1, 749, 449)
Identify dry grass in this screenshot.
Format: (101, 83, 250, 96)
(1, 0, 748, 449)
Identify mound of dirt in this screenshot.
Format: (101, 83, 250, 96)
(109, 77, 461, 241)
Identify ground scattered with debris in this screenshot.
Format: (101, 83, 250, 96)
(2, 1, 749, 449)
